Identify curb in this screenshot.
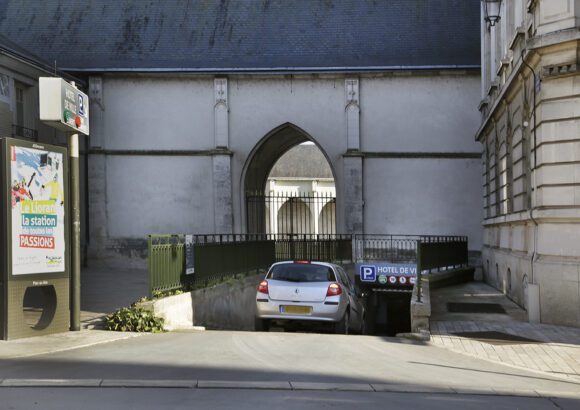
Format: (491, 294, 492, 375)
(0, 379, 579, 399)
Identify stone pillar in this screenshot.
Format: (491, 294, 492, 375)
(343, 154, 364, 234)
(212, 153, 233, 233)
(87, 76, 107, 259)
(212, 78, 233, 233)
(343, 78, 364, 233)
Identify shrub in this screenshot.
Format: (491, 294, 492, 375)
(105, 306, 165, 333)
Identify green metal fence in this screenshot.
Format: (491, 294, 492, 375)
(191, 239, 275, 287)
(148, 234, 277, 296)
(148, 233, 353, 296)
(148, 235, 185, 296)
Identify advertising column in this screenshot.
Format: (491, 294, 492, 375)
(1, 138, 69, 340)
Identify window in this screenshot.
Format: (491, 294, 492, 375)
(268, 263, 336, 283)
(0, 74, 9, 103)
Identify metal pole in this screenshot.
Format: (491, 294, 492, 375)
(69, 132, 81, 331)
(416, 241, 422, 303)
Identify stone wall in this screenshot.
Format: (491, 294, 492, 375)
(87, 72, 482, 267)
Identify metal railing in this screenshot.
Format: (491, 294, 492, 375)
(352, 234, 468, 302)
(148, 233, 353, 295)
(354, 234, 431, 263)
(148, 234, 276, 295)
(148, 234, 185, 295)
(192, 238, 275, 288)
(274, 233, 352, 263)
(246, 192, 336, 235)
(148, 233, 469, 300)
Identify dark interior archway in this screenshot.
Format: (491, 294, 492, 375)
(243, 123, 336, 234)
(245, 123, 311, 195)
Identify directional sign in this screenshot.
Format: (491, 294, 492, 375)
(356, 262, 417, 286)
(39, 78, 89, 135)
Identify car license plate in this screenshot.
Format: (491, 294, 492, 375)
(280, 305, 312, 315)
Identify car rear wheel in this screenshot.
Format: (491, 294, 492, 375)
(335, 310, 350, 335)
(254, 318, 270, 332)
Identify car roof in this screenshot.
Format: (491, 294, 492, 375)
(271, 261, 339, 269)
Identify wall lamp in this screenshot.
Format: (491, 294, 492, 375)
(482, 0, 503, 27)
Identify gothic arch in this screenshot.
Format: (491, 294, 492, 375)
(241, 123, 337, 234)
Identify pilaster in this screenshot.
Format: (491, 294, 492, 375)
(212, 78, 233, 233)
(87, 76, 107, 258)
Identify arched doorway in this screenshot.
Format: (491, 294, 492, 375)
(243, 123, 336, 235)
(277, 198, 314, 234)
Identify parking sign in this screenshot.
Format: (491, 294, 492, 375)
(359, 265, 376, 282)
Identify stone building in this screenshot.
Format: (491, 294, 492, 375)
(0, 1, 483, 269)
(0, 35, 89, 258)
(477, 0, 580, 326)
(0, 35, 71, 145)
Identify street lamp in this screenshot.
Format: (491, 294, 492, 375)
(482, 0, 503, 27)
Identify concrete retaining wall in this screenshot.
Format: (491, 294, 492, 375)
(141, 274, 264, 331)
(409, 267, 476, 337)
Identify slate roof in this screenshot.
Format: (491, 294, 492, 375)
(269, 144, 333, 179)
(0, 0, 481, 73)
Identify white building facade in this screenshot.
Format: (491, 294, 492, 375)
(477, 0, 580, 327)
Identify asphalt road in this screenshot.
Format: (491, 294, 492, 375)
(1, 330, 579, 409)
(0, 388, 577, 410)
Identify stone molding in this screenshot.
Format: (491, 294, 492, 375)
(345, 79, 360, 151)
(214, 78, 229, 148)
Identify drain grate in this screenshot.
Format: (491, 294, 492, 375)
(446, 302, 506, 314)
(451, 331, 541, 345)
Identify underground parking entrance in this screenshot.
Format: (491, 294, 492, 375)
(147, 124, 470, 337)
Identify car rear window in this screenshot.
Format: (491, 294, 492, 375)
(268, 264, 337, 283)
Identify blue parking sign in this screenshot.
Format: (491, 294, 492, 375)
(78, 94, 85, 115)
(359, 265, 376, 282)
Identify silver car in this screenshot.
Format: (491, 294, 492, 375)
(255, 261, 365, 334)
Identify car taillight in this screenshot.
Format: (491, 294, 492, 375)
(326, 282, 342, 297)
(257, 280, 269, 294)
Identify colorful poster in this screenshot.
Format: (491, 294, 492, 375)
(10, 145, 65, 274)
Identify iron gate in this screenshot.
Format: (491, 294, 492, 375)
(246, 192, 336, 235)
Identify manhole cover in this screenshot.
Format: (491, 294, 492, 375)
(451, 331, 541, 345)
(446, 302, 506, 314)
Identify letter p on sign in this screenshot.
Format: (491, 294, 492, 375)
(360, 265, 376, 282)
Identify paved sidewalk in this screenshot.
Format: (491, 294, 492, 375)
(429, 281, 580, 382)
(0, 267, 148, 357)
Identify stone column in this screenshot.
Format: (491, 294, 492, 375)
(87, 76, 107, 259)
(212, 78, 233, 233)
(343, 79, 364, 233)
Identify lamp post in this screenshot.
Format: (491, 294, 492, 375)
(482, 0, 503, 27)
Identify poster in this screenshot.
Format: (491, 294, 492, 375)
(10, 145, 65, 274)
(185, 234, 195, 275)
